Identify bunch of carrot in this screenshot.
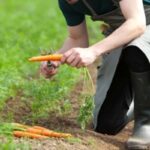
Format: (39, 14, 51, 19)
(11, 123, 72, 139)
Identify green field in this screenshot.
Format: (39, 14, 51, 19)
(0, 0, 103, 149)
(0, 0, 81, 120)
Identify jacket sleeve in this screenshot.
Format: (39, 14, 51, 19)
(58, 0, 85, 26)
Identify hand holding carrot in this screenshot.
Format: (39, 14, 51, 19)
(29, 54, 62, 78)
(40, 61, 61, 78)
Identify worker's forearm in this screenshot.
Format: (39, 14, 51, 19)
(58, 35, 89, 54)
(90, 19, 146, 56)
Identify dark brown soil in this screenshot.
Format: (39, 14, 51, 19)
(1, 62, 133, 150)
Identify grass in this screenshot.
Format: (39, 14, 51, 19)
(0, 139, 31, 150)
(0, 0, 80, 119)
(0, 0, 103, 148)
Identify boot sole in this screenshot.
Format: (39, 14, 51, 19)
(126, 142, 150, 150)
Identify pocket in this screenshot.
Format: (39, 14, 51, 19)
(96, 9, 124, 30)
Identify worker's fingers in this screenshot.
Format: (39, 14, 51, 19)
(40, 61, 47, 72)
(40, 61, 57, 78)
(43, 68, 57, 78)
(76, 61, 86, 68)
(70, 57, 81, 67)
(65, 54, 77, 64)
(61, 50, 73, 63)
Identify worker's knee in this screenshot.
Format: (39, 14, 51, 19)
(123, 46, 150, 72)
(95, 118, 127, 135)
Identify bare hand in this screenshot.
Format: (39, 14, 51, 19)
(61, 48, 97, 68)
(40, 61, 60, 78)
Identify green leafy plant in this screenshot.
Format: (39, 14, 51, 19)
(78, 95, 94, 130)
(77, 68, 95, 130)
(0, 139, 31, 150)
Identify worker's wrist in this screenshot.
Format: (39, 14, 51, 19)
(89, 46, 103, 58)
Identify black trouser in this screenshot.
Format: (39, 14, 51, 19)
(95, 46, 150, 135)
(123, 46, 150, 72)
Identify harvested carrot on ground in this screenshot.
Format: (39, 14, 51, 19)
(29, 54, 62, 62)
(13, 131, 48, 139)
(33, 126, 52, 132)
(51, 132, 72, 138)
(26, 128, 46, 135)
(26, 127, 72, 138)
(33, 126, 72, 138)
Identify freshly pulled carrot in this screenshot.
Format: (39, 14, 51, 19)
(51, 132, 72, 138)
(26, 128, 46, 135)
(26, 127, 72, 138)
(29, 54, 62, 62)
(13, 131, 48, 139)
(33, 126, 52, 131)
(36, 127, 72, 138)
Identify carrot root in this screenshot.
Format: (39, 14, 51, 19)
(26, 127, 72, 138)
(33, 126, 52, 131)
(13, 131, 48, 139)
(29, 54, 62, 62)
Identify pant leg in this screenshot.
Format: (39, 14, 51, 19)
(95, 51, 132, 135)
(95, 46, 150, 135)
(123, 46, 150, 72)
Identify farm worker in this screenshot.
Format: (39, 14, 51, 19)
(40, 0, 150, 149)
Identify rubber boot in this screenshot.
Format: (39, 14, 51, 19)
(126, 101, 134, 123)
(126, 71, 150, 150)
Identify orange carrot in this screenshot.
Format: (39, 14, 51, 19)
(40, 127, 72, 138)
(33, 126, 52, 131)
(26, 128, 45, 135)
(13, 131, 48, 139)
(29, 54, 62, 62)
(26, 127, 72, 138)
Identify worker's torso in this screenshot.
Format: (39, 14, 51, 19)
(59, 0, 150, 29)
(62, 0, 150, 16)
(64, 0, 117, 16)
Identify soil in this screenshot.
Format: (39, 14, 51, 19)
(1, 62, 134, 150)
